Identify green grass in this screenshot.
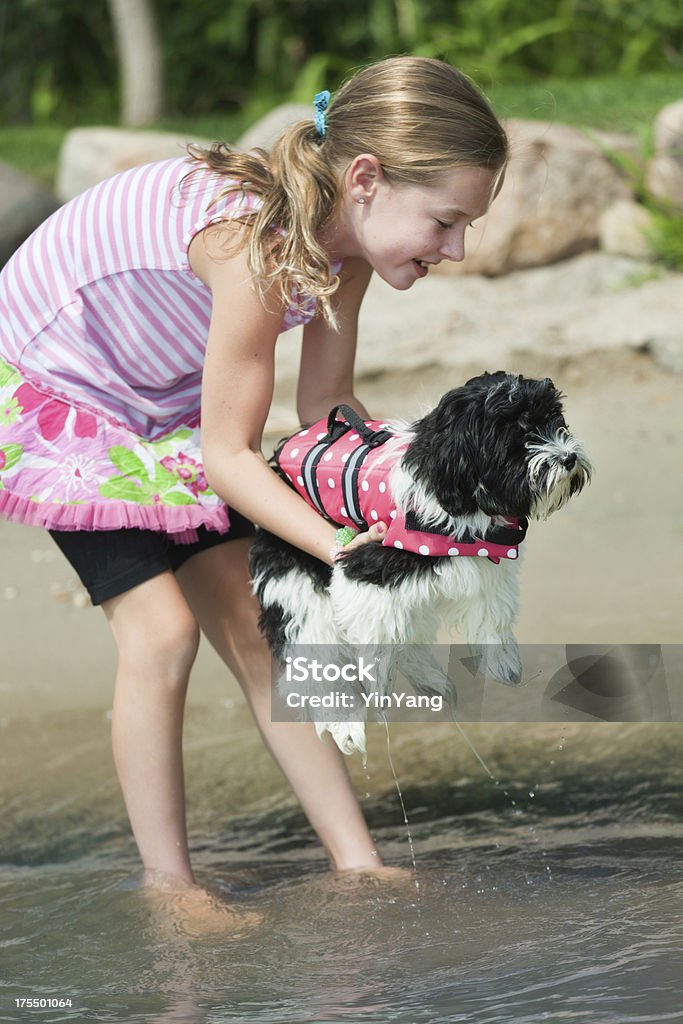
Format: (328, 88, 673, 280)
(1, 71, 681, 189)
(0, 125, 71, 188)
(485, 71, 683, 133)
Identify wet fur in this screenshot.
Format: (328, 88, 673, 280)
(250, 371, 592, 754)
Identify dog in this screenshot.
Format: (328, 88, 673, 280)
(249, 371, 592, 754)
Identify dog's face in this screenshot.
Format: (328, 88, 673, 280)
(404, 371, 592, 521)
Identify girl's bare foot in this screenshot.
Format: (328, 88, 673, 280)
(326, 863, 417, 890)
(143, 870, 263, 938)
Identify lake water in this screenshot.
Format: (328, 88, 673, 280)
(2, 706, 681, 1024)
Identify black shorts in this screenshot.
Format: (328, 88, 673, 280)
(49, 513, 256, 606)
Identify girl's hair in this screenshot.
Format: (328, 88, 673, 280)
(187, 56, 508, 328)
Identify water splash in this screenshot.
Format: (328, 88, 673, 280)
(380, 716, 420, 906)
(450, 714, 557, 884)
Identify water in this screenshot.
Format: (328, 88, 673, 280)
(2, 708, 682, 1024)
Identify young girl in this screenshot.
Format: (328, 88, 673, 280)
(0, 57, 507, 891)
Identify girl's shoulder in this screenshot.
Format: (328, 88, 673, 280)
(177, 157, 263, 218)
(177, 158, 266, 267)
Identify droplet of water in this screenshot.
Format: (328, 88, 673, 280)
(381, 719, 420, 906)
(529, 790, 535, 798)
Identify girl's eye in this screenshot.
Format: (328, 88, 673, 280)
(436, 219, 453, 230)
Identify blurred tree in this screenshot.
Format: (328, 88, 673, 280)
(0, 0, 681, 126)
(107, 0, 164, 125)
(0, 0, 116, 124)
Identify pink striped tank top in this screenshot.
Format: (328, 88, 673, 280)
(0, 157, 341, 539)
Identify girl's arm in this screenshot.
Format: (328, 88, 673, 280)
(192, 228, 380, 564)
(297, 256, 373, 425)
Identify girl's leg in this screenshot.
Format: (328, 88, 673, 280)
(102, 571, 200, 884)
(175, 538, 382, 872)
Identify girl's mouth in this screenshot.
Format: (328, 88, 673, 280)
(413, 259, 429, 278)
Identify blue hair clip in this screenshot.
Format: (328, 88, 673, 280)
(313, 90, 330, 139)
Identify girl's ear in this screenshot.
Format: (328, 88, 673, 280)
(345, 154, 383, 201)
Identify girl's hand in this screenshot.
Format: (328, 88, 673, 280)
(331, 522, 387, 563)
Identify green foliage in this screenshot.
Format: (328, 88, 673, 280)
(484, 72, 683, 133)
(589, 121, 683, 274)
(0, 125, 67, 187)
(1, 0, 682, 126)
(411, 0, 683, 80)
(646, 204, 683, 271)
(0, 0, 117, 123)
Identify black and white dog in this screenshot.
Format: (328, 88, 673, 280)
(250, 371, 592, 753)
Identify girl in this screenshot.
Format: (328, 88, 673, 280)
(0, 57, 507, 892)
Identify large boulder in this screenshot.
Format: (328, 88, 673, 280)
(599, 199, 655, 260)
(267, 252, 683, 420)
(54, 108, 315, 204)
(55, 127, 213, 203)
(237, 103, 313, 152)
(0, 162, 59, 267)
(645, 99, 683, 211)
(444, 120, 634, 276)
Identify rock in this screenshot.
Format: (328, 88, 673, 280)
(645, 100, 683, 211)
(0, 162, 59, 268)
(442, 119, 633, 277)
(54, 109, 314, 203)
(590, 128, 643, 169)
(646, 155, 683, 211)
(269, 253, 683, 415)
(358, 252, 683, 379)
(646, 334, 683, 375)
(599, 199, 655, 260)
(237, 103, 314, 152)
(54, 109, 315, 204)
(56, 127, 213, 203)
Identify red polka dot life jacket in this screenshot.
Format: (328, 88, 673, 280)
(275, 406, 527, 564)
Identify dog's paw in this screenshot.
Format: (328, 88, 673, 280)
(316, 720, 367, 756)
(472, 641, 523, 687)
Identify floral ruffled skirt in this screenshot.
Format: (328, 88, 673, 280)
(0, 356, 230, 541)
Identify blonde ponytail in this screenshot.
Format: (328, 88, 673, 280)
(187, 121, 342, 328)
(186, 56, 507, 330)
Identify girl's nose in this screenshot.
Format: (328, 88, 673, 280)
(439, 229, 465, 262)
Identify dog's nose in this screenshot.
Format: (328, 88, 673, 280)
(561, 453, 577, 470)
